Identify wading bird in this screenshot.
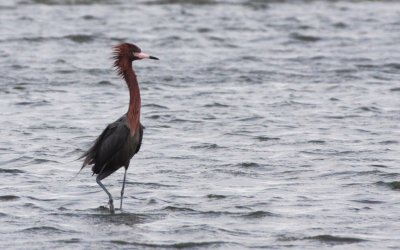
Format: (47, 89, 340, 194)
(80, 43, 159, 213)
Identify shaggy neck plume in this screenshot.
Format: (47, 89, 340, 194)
(116, 58, 141, 134)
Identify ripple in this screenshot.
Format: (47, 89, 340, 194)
(15, 100, 50, 106)
(148, 114, 160, 119)
(97, 80, 113, 85)
(383, 63, 400, 70)
(23, 202, 44, 210)
(87, 212, 154, 225)
(376, 181, 400, 190)
(240, 55, 262, 62)
(27, 196, 57, 202)
(305, 235, 366, 244)
(240, 211, 276, 219)
(170, 118, 202, 123)
(145, 0, 216, 6)
(352, 199, 384, 204)
(237, 162, 262, 168)
(378, 140, 398, 145)
(32, 0, 115, 5)
(13, 86, 26, 91)
(203, 102, 229, 108)
(357, 106, 380, 112)
(191, 143, 224, 149)
(255, 136, 280, 142)
(143, 103, 168, 109)
(238, 115, 263, 122)
(20, 226, 72, 234)
(307, 140, 326, 144)
(0, 168, 25, 174)
(55, 69, 75, 74)
(125, 181, 176, 188)
(31, 158, 59, 164)
(323, 115, 360, 119)
(206, 194, 226, 199)
(1, 1, 400, 249)
(290, 32, 321, 42)
(333, 22, 347, 28)
(387, 182, 400, 190)
(370, 164, 389, 168)
(54, 238, 81, 243)
(197, 27, 212, 33)
(0, 195, 19, 201)
(162, 206, 196, 213)
(109, 241, 238, 248)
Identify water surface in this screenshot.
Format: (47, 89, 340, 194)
(0, 0, 400, 249)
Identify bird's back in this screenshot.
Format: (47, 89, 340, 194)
(80, 115, 144, 180)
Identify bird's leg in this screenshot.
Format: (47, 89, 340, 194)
(120, 168, 127, 210)
(96, 176, 115, 214)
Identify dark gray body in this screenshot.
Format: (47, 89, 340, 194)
(81, 114, 143, 180)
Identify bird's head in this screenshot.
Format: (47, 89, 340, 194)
(113, 43, 159, 62)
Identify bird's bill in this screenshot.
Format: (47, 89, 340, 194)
(134, 52, 159, 60)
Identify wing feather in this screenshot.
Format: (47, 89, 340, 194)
(80, 118, 130, 174)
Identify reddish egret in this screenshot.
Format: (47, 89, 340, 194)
(80, 43, 159, 213)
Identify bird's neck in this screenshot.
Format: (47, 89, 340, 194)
(122, 62, 141, 134)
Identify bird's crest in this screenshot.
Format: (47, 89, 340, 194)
(112, 43, 141, 79)
(113, 44, 129, 78)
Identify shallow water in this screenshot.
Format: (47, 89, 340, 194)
(1, 0, 400, 249)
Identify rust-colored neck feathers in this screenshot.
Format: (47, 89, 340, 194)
(113, 45, 141, 134)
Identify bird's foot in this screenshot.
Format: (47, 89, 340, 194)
(109, 199, 115, 214)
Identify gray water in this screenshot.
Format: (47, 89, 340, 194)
(1, 0, 400, 249)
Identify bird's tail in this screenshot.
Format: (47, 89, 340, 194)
(70, 150, 92, 181)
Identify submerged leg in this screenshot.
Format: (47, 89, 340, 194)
(120, 168, 127, 210)
(96, 176, 115, 214)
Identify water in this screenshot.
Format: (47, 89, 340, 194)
(1, 0, 400, 248)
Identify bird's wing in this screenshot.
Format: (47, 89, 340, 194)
(95, 121, 130, 166)
(133, 123, 144, 155)
(80, 119, 130, 172)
